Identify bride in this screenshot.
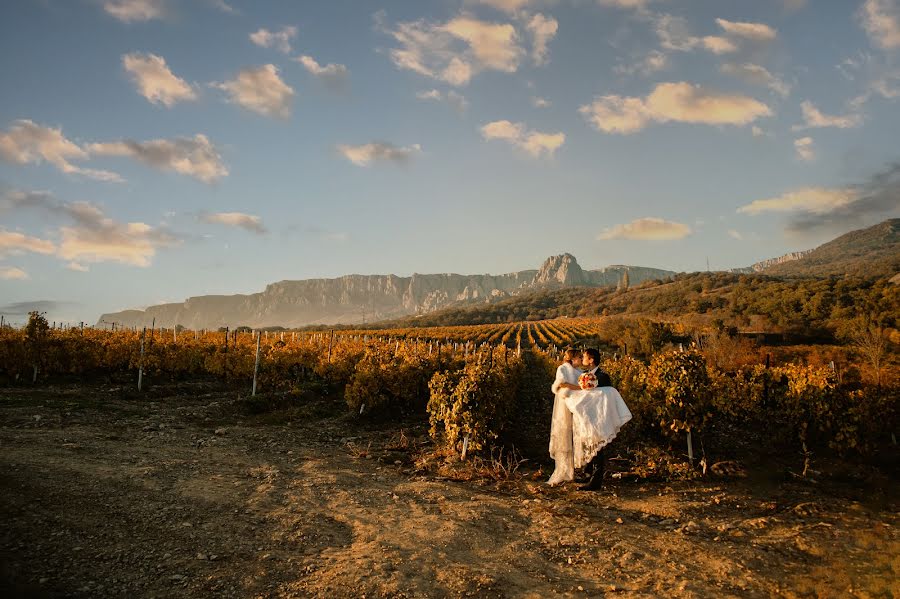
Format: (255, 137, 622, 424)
(548, 348, 632, 489)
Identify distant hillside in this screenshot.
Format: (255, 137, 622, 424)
(730, 250, 812, 274)
(763, 219, 899, 278)
(359, 271, 898, 335)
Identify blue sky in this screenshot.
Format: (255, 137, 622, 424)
(1, 0, 899, 324)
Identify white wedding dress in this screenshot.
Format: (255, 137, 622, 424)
(547, 363, 579, 486)
(548, 365, 633, 486)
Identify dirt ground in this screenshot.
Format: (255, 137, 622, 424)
(1, 382, 897, 598)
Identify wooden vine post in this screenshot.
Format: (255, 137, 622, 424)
(137, 327, 146, 391)
(252, 331, 262, 396)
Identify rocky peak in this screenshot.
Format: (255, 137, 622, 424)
(533, 253, 585, 286)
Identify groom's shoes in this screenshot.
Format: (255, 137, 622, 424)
(579, 469, 604, 491)
(579, 452, 605, 491)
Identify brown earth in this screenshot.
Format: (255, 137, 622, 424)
(1, 382, 897, 598)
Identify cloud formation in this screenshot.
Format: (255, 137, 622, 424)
(714, 18, 777, 42)
(2, 189, 178, 267)
(213, 65, 294, 119)
(579, 82, 771, 134)
(249, 26, 298, 54)
(88, 134, 227, 183)
(615, 50, 669, 76)
(0, 266, 28, 280)
(467, 0, 534, 14)
(739, 164, 900, 234)
(337, 142, 422, 167)
(655, 14, 776, 56)
(103, 0, 167, 23)
(199, 212, 267, 234)
(0, 230, 56, 257)
(793, 100, 863, 130)
(794, 137, 815, 162)
(859, 0, 900, 50)
(480, 120, 565, 157)
(294, 55, 349, 90)
(598, 217, 693, 240)
(738, 187, 857, 215)
(379, 12, 526, 86)
(0, 120, 121, 182)
(122, 52, 197, 107)
(416, 89, 469, 112)
(720, 63, 790, 97)
(526, 14, 558, 66)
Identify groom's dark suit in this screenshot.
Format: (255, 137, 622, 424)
(581, 365, 612, 491)
(590, 366, 612, 388)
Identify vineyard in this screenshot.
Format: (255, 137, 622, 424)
(1, 312, 898, 596)
(2, 312, 897, 468)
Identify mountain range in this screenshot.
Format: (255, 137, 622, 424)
(98, 256, 674, 329)
(97, 219, 900, 330)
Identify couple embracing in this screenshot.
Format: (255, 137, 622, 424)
(548, 348, 632, 490)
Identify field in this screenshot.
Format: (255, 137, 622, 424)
(1, 315, 898, 597)
(2, 382, 898, 598)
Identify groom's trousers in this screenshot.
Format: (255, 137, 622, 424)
(583, 448, 606, 487)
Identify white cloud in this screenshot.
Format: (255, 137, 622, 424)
(0, 230, 56, 256)
(714, 18, 777, 42)
(531, 96, 551, 108)
(526, 13, 558, 66)
(467, 0, 534, 14)
(58, 216, 174, 267)
(859, 0, 900, 50)
(88, 134, 227, 183)
(727, 229, 744, 240)
(480, 120, 565, 157)
(337, 142, 422, 167)
(294, 55, 349, 90)
(737, 187, 858, 215)
(751, 125, 766, 137)
(213, 65, 294, 119)
(793, 100, 862, 130)
(122, 53, 197, 107)
(0, 120, 122, 182)
(206, 0, 237, 14)
(700, 36, 738, 54)
(199, 212, 267, 234)
(579, 82, 771, 134)
(2, 190, 178, 268)
(416, 89, 469, 112)
(0, 266, 28, 280)
(655, 14, 775, 57)
(249, 26, 298, 54)
(720, 63, 791, 97)
(794, 137, 815, 162)
(379, 13, 525, 86)
(103, 0, 167, 23)
(67, 262, 89, 272)
(615, 50, 669, 76)
(598, 0, 656, 9)
(598, 217, 693, 240)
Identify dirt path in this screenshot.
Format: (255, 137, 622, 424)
(1, 384, 897, 598)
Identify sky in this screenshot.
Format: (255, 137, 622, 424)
(1, 0, 899, 325)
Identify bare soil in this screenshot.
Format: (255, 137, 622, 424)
(1, 382, 897, 598)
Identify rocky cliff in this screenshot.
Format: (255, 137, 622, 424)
(98, 255, 675, 329)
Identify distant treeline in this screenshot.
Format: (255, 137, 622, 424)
(289, 272, 898, 339)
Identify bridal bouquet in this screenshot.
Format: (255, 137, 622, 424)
(578, 372, 598, 390)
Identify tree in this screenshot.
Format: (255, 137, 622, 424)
(25, 311, 49, 383)
(841, 316, 890, 386)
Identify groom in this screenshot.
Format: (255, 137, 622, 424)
(580, 348, 611, 491)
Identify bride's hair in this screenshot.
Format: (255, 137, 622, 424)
(562, 348, 581, 363)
